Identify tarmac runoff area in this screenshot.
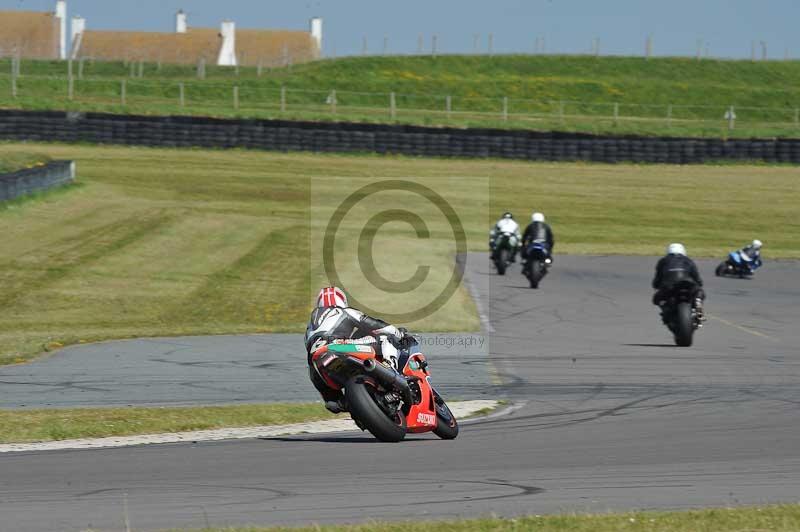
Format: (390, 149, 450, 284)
(0, 333, 492, 408)
(0, 254, 799, 532)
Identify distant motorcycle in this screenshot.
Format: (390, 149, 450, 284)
(310, 336, 458, 442)
(491, 232, 518, 275)
(659, 280, 704, 347)
(716, 250, 761, 278)
(523, 242, 551, 289)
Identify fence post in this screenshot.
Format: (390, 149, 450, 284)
(68, 59, 74, 100)
(78, 57, 84, 79)
(120, 79, 126, 105)
(11, 58, 17, 98)
(233, 85, 239, 110)
(390, 91, 396, 119)
(502, 96, 508, 121)
(613, 102, 619, 126)
(727, 105, 735, 130)
(667, 104, 673, 128)
(257, 58, 263, 77)
(446, 95, 451, 119)
(280, 85, 286, 112)
(197, 57, 206, 80)
(179, 82, 185, 108)
(331, 89, 337, 114)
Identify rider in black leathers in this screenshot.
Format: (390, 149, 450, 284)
(305, 286, 408, 413)
(521, 212, 554, 265)
(652, 243, 706, 318)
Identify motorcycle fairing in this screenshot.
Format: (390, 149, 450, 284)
(401, 353, 437, 432)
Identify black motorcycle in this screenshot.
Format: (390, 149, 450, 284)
(659, 280, 704, 347)
(522, 242, 551, 289)
(491, 232, 518, 275)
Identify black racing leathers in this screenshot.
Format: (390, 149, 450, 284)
(652, 254, 705, 305)
(522, 222, 554, 250)
(522, 221, 554, 259)
(305, 306, 404, 401)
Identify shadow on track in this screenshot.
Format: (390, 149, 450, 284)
(260, 435, 433, 444)
(623, 343, 680, 348)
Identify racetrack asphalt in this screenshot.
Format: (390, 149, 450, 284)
(0, 333, 490, 408)
(1, 254, 799, 531)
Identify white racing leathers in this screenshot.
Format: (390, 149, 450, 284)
(489, 218, 522, 249)
(305, 306, 403, 369)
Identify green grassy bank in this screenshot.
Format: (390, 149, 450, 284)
(3, 55, 800, 137)
(0, 142, 797, 365)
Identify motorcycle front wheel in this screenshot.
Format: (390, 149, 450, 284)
(432, 396, 459, 440)
(345, 377, 406, 442)
(715, 262, 727, 277)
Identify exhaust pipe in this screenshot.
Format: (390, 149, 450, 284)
(363, 358, 413, 405)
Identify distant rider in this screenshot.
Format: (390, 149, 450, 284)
(489, 211, 522, 262)
(305, 286, 408, 413)
(652, 243, 706, 320)
(736, 239, 763, 272)
(521, 212, 554, 265)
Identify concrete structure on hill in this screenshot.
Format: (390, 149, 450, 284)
(0, 2, 321, 66)
(71, 9, 322, 66)
(0, 0, 66, 60)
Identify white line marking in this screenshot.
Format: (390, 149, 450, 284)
(707, 313, 779, 342)
(0, 400, 499, 453)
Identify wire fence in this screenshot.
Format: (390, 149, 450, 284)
(2, 67, 800, 136)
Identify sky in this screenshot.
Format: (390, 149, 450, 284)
(2, 0, 799, 60)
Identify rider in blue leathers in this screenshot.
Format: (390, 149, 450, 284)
(735, 239, 763, 273)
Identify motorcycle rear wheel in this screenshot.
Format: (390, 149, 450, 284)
(673, 302, 694, 347)
(528, 260, 543, 289)
(345, 377, 406, 442)
(496, 248, 508, 275)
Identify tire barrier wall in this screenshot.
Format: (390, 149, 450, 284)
(1, 110, 800, 164)
(0, 160, 76, 202)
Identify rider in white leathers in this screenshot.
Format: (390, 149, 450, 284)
(305, 286, 407, 413)
(489, 212, 522, 262)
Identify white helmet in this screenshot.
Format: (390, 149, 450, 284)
(667, 243, 686, 256)
(532, 212, 545, 223)
(752, 239, 762, 250)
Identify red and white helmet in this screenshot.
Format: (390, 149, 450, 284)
(316, 286, 348, 308)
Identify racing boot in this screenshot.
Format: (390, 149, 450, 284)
(694, 297, 707, 325)
(324, 398, 347, 414)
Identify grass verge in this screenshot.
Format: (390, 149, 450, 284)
(0, 403, 335, 443)
(167, 504, 800, 531)
(4, 55, 800, 137)
(0, 142, 797, 365)
(0, 152, 51, 174)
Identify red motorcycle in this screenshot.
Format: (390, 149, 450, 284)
(310, 336, 459, 442)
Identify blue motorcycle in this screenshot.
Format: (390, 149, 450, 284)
(715, 250, 761, 278)
(522, 242, 551, 289)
